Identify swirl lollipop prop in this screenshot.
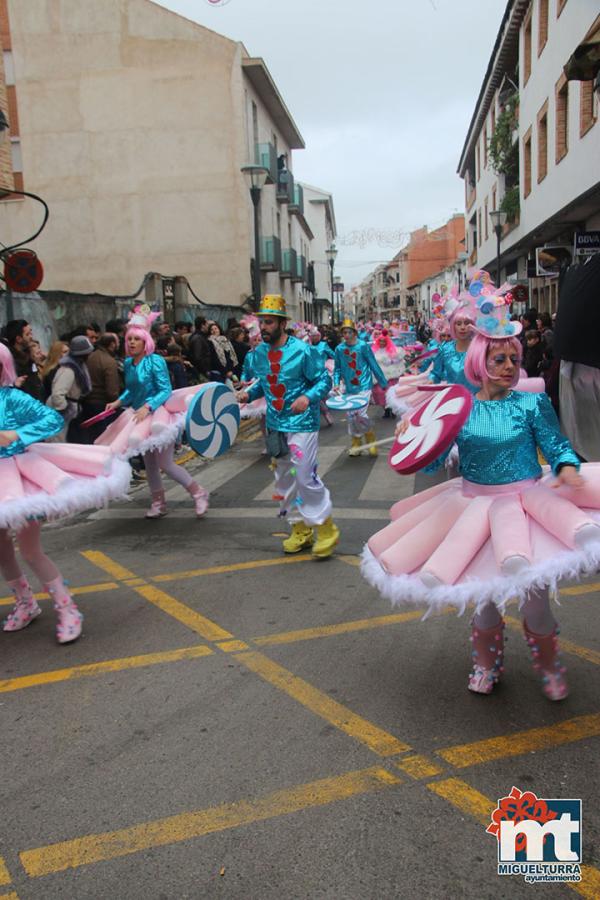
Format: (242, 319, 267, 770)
(326, 390, 371, 411)
(186, 383, 240, 458)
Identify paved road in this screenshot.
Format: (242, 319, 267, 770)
(1, 414, 599, 899)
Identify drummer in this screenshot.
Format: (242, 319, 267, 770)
(333, 318, 388, 456)
(236, 295, 340, 558)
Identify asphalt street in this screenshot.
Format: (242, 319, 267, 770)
(1, 412, 599, 899)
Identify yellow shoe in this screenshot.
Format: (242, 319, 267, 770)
(282, 522, 314, 554)
(350, 436, 362, 454)
(312, 517, 340, 558)
(364, 430, 378, 456)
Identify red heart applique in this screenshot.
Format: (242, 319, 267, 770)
(351, 378, 359, 385)
(268, 350, 283, 362)
(348, 361, 356, 370)
(343, 349, 350, 356)
(270, 363, 281, 374)
(267, 373, 278, 385)
(356, 369, 362, 376)
(271, 383, 286, 398)
(273, 398, 285, 411)
(351, 352, 357, 359)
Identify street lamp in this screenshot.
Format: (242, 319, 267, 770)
(241, 164, 269, 309)
(489, 209, 508, 285)
(325, 243, 338, 323)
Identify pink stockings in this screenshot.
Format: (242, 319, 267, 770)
(0, 521, 59, 585)
(143, 444, 194, 493)
(473, 587, 556, 635)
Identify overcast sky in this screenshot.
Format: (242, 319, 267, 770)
(159, 0, 507, 287)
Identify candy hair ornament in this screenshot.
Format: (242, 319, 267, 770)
(467, 275, 522, 339)
(128, 303, 161, 331)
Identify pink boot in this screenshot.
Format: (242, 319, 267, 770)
(468, 620, 505, 694)
(46, 577, 82, 644)
(145, 490, 167, 519)
(523, 621, 568, 701)
(3, 575, 41, 632)
(188, 482, 209, 518)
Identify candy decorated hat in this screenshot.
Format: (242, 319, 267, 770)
(257, 294, 288, 318)
(128, 303, 160, 330)
(468, 272, 522, 338)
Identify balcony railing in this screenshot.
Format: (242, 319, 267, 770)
(292, 253, 306, 283)
(260, 236, 282, 271)
(289, 183, 304, 215)
(280, 247, 297, 278)
(255, 142, 277, 184)
(276, 168, 294, 203)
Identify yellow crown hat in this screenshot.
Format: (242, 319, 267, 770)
(257, 294, 288, 318)
(341, 316, 357, 332)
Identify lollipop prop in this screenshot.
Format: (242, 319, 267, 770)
(81, 408, 118, 429)
(186, 382, 240, 458)
(326, 390, 371, 411)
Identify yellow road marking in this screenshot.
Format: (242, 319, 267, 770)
(427, 777, 493, 825)
(0, 858, 10, 886)
(81, 551, 137, 581)
(561, 582, 600, 596)
(236, 651, 410, 756)
(151, 555, 313, 583)
(0, 646, 213, 694)
(0, 892, 20, 900)
(438, 713, 600, 768)
(123, 577, 146, 587)
(395, 755, 443, 780)
(254, 611, 425, 646)
(135, 585, 233, 642)
(505, 616, 600, 666)
(20, 767, 400, 877)
(338, 555, 360, 567)
(0, 582, 119, 608)
(216, 640, 249, 653)
(175, 450, 197, 466)
(428, 779, 600, 900)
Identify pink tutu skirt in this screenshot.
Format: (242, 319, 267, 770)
(373, 380, 398, 408)
(239, 396, 267, 420)
(385, 372, 432, 416)
(361, 464, 600, 614)
(0, 443, 131, 531)
(95, 385, 202, 459)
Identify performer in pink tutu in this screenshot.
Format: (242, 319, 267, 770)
(100, 306, 208, 519)
(0, 344, 130, 644)
(362, 294, 600, 701)
(371, 331, 405, 416)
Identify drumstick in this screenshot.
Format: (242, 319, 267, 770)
(348, 436, 395, 457)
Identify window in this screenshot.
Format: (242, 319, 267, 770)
(580, 80, 597, 138)
(484, 197, 489, 241)
(477, 209, 482, 247)
(557, 0, 567, 16)
(537, 99, 548, 182)
(251, 101, 259, 161)
(538, 0, 548, 55)
(523, 11, 532, 85)
(523, 126, 532, 197)
(491, 102, 496, 138)
(483, 124, 488, 168)
(555, 74, 569, 163)
(491, 185, 497, 215)
(476, 143, 480, 181)
(2, 50, 15, 86)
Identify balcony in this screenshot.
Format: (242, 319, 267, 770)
(255, 142, 277, 184)
(276, 168, 294, 203)
(291, 253, 306, 283)
(280, 247, 297, 278)
(289, 183, 304, 215)
(260, 236, 282, 271)
(466, 184, 476, 212)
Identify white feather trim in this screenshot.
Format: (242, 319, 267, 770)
(385, 385, 410, 416)
(239, 404, 266, 420)
(121, 416, 185, 459)
(0, 458, 132, 531)
(360, 543, 600, 616)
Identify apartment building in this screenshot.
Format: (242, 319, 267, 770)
(458, 0, 599, 313)
(300, 182, 337, 323)
(0, 0, 333, 321)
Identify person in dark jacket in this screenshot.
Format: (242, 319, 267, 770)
(228, 326, 250, 379)
(523, 329, 544, 378)
(4, 319, 45, 401)
(187, 316, 211, 381)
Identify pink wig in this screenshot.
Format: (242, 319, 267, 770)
(432, 318, 450, 342)
(0, 342, 17, 386)
(449, 307, 475, 341)
(125, 325, 155, 356)
(371, 331, 396, 357)
(464, 333, 522, 388)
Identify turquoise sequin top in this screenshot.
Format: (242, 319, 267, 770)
(429, 340, 477, 393)
(312, 340, 335, 361)
(0, 387, 62, 457)
(333, 341, 388, 394)
(451, 391, 579, 484)
(119, 354, 172, 412)
(246, 336, 331, 433)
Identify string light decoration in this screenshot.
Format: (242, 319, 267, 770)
(338, 225, 457, 249)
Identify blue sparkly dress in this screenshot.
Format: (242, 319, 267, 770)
(429, 340, 477, 393)
(361, 391, 600, 612)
